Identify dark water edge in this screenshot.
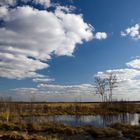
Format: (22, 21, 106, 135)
(0, 134, 132, 140)
(59, 134, 131, 140)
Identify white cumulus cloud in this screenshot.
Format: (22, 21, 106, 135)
(96, 68, 140, 81)
(0, 1, 93, 79)
(126, 59, 140, 69)
(121, 24, 140, 40)
(33, 77, 55, 83)
(95, 32, 107, 40)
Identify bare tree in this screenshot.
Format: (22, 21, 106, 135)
(106, 73, 118, 102)
(95, 76, 107, 102)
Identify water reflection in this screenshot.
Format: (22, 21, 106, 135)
(23, 113, 140, 127)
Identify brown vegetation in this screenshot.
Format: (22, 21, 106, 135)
(0, 99, 140, 120)
(110, 123, 140, 139)
(0, 121, 120, 139)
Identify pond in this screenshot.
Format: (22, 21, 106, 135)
(23, 113, 140, 127)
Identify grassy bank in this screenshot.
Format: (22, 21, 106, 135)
(0, 121, 139, 139)
(0, 121, 120, 139)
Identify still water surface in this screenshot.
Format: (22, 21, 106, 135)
(23, 113, 140, 127)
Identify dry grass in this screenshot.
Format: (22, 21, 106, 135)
(0, 102, 139, 118)
(0, 121, 121, 139)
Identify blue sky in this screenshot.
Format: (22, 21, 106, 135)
(1, 0, 140, 101)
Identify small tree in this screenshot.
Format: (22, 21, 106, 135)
(95, 76, 107, 102)
(106, 73, 118, 102)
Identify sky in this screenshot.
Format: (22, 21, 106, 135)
(0, 0, 140, 101)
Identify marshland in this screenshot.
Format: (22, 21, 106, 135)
(0, 99, 139, 140)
